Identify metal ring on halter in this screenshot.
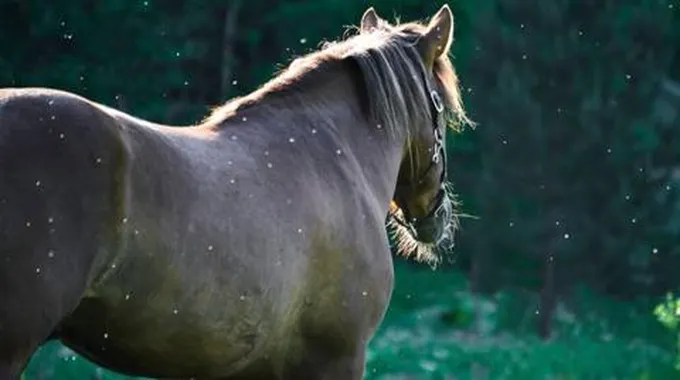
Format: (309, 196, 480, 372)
(430, 90, 444, 114)
(432, 144, 442, 164)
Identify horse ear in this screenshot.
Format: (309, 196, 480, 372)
(422, 4, 454, 68)
(360, 7, 381, 32)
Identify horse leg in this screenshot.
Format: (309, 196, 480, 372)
(0, 172, 98, 379)
(281, 345, 366, 380)
(0, 366, 19, 380)
(318, 350, 366, 380)
(0, 241, 87, 380)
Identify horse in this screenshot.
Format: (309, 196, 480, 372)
(0, 5, 470, 379)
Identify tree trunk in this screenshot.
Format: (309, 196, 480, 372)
(220, 0, 243, 99)
(538, 250, 556, 340)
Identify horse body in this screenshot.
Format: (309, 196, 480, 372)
(1, 76, 395, 378)
(0, 5, 468, 379)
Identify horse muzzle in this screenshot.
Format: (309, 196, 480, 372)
(411, 188, 450, 244)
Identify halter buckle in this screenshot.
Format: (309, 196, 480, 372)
(432, 148, 441, 164)
(430, 90, 444, 114)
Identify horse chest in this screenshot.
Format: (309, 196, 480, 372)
(287, 232, 394, 356)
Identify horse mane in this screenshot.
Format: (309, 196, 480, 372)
(203, 21, 471, 133)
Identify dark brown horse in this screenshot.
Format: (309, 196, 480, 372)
(0, 5, 469, 379)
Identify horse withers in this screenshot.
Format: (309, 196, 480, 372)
(0, 5, 470, 379)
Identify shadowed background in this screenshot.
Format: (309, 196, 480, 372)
(2, 0, 680, 378)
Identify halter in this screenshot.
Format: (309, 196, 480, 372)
(413, 88, 448, 223)
(394, 75, 448, 228)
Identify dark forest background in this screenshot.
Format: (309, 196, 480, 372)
(3, 0, 680, 378)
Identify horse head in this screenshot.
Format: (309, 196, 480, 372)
(359, 6, 472, 263)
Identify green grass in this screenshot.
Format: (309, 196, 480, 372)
(365, 263, 677, 380)
(23, 263, 678, 380)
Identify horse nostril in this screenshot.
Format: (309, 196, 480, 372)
(414, 217, 445, 244)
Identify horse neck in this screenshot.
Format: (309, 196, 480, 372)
(223, 63, 408, 213)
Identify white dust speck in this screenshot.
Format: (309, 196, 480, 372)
(297, 228, 303, 234)
(652, 248, 658, 254)
(232, 80, 238, 85)
(288, 137, 295, 143)
(300, 38, 307, 44)
(59, 133, 65, 139)
(125, 293, 131, 300)
(420, 361, 437, 372)
(230, 179, 235, 184)
(311, 128, 317, 134)
(103, 333, 108, 339)
(376, 124, 382, 129)
(631, 218, 637, 224)
(111, 263, 116, 269)
(267, 162, 273, 168)
(336, 149, 342, 156)
(48, 250, 55, 258)
(239, 295, 246, 301)
(208, 245, 213, 251)
(230, 135, 238, 141)
(36, 267, 41, 274)
(35, 180, 41, 187)
(26, 221, 31, 227)
(48, 100, 55, 105)
(96, 157, 102, 164)
(173, 309, 179, 314)
(227, 160, 233, 166)
(361, 291, 368, 296)
(509, 221, 514, 227)
(564, 233, 570, 239)
(242, 117, 248, 122)
(48, 217, 54, 224)
(122, 217, 128, 224)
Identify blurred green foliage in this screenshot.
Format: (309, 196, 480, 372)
(3, 0, 680, 378)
